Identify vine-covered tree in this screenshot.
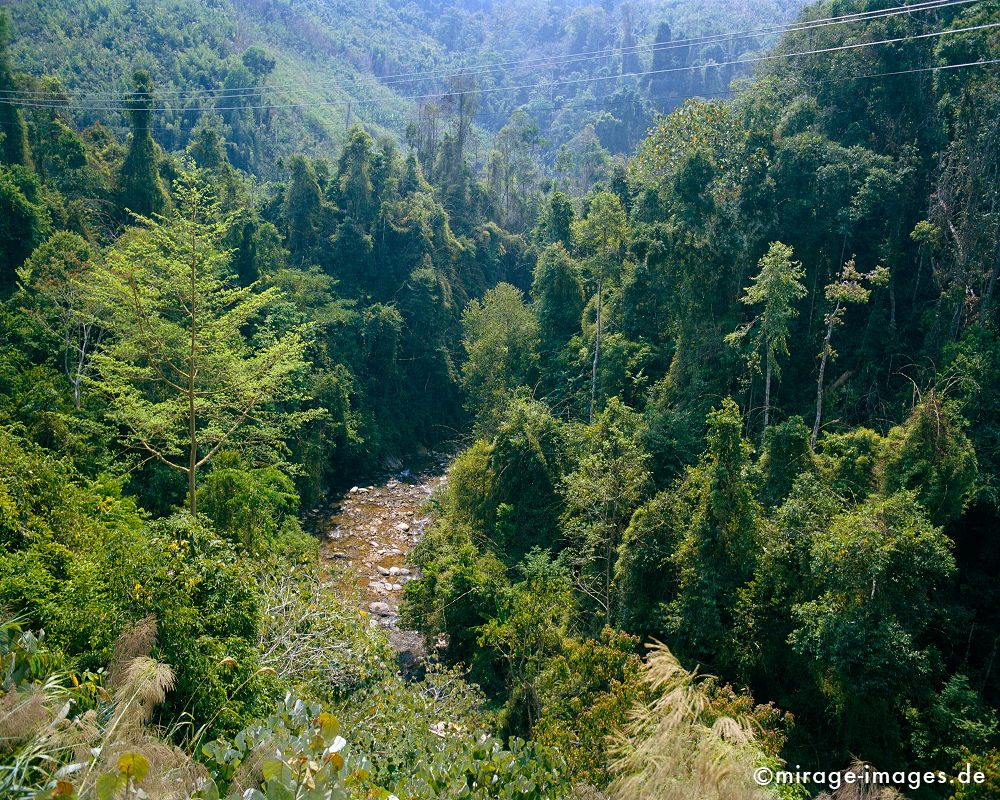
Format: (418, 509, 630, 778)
(118, 69, 167, 217)
(460, 282, 539, 427)
(0, 11, 31, 167)
(572, 190, 628, 421)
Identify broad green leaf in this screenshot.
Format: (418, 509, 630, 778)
(95, 773, 124, 800)
(117, 752, 150, 783)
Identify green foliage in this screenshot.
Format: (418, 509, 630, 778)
(444, 399, 568, 560)
(950, 749, 1000, 800)
(283, 155, 326, 264)
(532, 629, 647, 787)
(478, 572, 573, 736)
(15, 231, 102, 409)
(725, 242, 807, 428)
(460, 283, 539, 428)
(334, 663, 491, 791)
(943, 327, 1000, 504)
(630, 99, 743, 187)
(0, 164, 52, 293)
(200, 694, 366, 799)
(663, 398, 761, 668)
(118, 70, 167, 218)
(817, 427, 883, 500)
(200, 452, 307, 556)
(0, 11, 31, 169)
(573, 190, 627, 269)
(535, 192, 574, 249)
(881, 393, 978, 526)
(613, 483, 691, 637)
(531, 244, 584, 356)
(778, 490, 956, 761)
(758, 415, 817, 508)
(560, 398, 651, 629)
(2, 0, 1000, 791)
(89, 170, 314, 514)
(910, 673, 998, 767)
(0, 429, 270, 739)
(403, 736, 574, 800)
(403, 517, 509, 676)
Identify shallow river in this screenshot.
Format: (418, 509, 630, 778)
(311, 458, 448, 630)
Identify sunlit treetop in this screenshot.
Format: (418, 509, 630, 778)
(628, 98, 747, 187)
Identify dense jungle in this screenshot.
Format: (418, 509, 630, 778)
(1, 0, 999, 797)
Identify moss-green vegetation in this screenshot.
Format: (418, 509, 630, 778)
(1, 0, 999, 796)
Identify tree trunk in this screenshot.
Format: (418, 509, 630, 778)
(188, 231, 198, 516)
(763, 360, 772, 429)
(811, 305, 838, 450)
(983, 246, 1000, 323)
(590, 277, 602, 423)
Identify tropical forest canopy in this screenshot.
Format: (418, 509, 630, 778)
(1, 0, 1000, 797)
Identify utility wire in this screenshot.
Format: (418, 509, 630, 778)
(2, 58, 995, 135)
(3, 19, 996, 113)
(0, 0, 985, 101)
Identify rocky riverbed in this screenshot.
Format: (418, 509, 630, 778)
(311, 460, 448, 632)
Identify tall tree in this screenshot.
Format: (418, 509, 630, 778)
(532, 243, 585, 355)
(664, 398, 761, 668)
(573, 191, 628, 421)
(336, 126, 375, 222)
(811, 259, 888, 449)
(536, 192, 574, 249)
(0, 163, 51, 293)
(0, 10, 31, 167)
(726, 242, 806, 429)
(283, 155, 324, 264)
(17, 232, 105, 408)
(461, 282, 539, 427)
(561, 398, 651, 628)
(619, 5, 641, 75)
(90, 172, 313, 514)
(118, 70, 167, 217)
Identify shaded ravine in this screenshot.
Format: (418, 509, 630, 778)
(307, 456, 449, 669)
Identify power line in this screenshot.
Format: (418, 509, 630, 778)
(3, 58, 995, 135)
(3, 19, 996, 114)
(0, 0, 984, 102)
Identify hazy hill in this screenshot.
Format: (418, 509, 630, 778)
(5, 0, 806, 171)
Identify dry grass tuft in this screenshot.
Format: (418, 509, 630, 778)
(608, 641, 772, 800)
(107, 615, 158, 689)
(94, 736, 210, 800)
(814, 760, 909, 800)
(110, 656, 175, 730)
(0, 686, 51, 750)
(227, 741, 271, 795)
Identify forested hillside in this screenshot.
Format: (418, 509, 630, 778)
(4, 0, 803, 177)
(1, 0, 1000, 797)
